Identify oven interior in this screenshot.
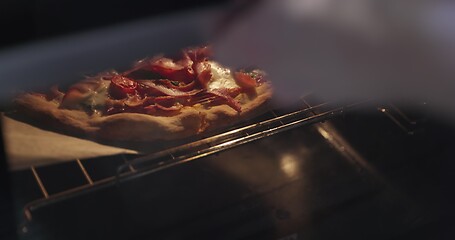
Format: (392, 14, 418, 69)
(9, 96, 455, 240)
(2, 2, 455, 239)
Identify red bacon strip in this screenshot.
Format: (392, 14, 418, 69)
(122, 54, 195, 83)
(101, 46, 255, 115)
(207, 88, 242, 113)
(124, 95, 146, 107)
(109, 75, 138, 99)
(194, 61, 212, 88)
(137, 80, 202, 97)
(150, 57, 195, 82)
(234, 71, 257, 89)
(106, 96, 183, 115)
(154, 79, 196, 91)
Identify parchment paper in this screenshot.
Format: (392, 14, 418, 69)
(2, 116, 138, 171)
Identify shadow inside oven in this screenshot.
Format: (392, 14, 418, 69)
(10, 104, 455, 240)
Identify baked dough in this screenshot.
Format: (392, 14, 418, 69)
(13, 83, 272, 141)
(13, 46, 273, 142)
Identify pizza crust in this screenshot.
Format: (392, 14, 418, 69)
(13, 83, 273, 142)
(90, 107, 204, 141)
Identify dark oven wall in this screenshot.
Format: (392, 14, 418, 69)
(0, 0, 229, 50)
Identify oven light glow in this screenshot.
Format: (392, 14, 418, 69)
(317, 127, 333, 141)
(280, 153, 299, 178)
(316, 123, 380, 178)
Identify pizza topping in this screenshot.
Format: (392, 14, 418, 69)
(150, 57, 195, 82)
(137, 81, 201, 97)
(86, 83, 109, 108)
(208, 89, 242, 113)
(150, 96, 182, 106)
(234, 71, 257, 89)
(109, 75, 137, 99)
(61, 78, 107, 109)
(248, 69, 267, 83)
(58, 46, 268, 115)
(206, 61, 241, 91)
(124, 95, 146, 107)
(105, 97, 184, 115)
(175, 81, 196, 91)
(153, 79, 196, 92)
(194, 61, 212, 88)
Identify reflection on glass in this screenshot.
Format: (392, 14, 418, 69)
(280, 153, 299, 178)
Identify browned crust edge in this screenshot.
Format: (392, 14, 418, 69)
(12, 83, 273, 142)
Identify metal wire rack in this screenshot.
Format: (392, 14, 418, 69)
(22, 96, 369, 221)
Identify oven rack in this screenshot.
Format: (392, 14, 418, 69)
(22, 97, 365, 222)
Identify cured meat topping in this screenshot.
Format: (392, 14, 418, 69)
(58, 46, 266, 115)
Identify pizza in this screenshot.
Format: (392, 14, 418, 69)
(13, 46, 273, 141)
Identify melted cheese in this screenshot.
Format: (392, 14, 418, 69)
(84, 80, 109, 107)
(61, 78, 109, 110)
(65, 62, 240, 113)
(206, 61, 240, 91)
